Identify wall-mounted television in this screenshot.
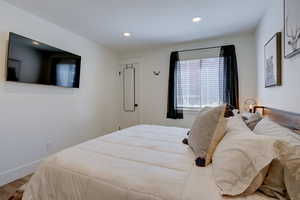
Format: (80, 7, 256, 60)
(6, 32, 81, 88)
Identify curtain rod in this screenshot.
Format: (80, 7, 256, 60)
(175, 44, 232, 53)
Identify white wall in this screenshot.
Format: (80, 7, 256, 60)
(256, 0, 300, 113)
(120, 32, 257, 128)
(0, 0, 120, 186)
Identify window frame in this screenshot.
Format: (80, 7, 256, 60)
(175, 57, 224, 110)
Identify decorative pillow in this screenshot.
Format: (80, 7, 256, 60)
(182, 107, 211, 146)
(188, 104, 227, 167)
(261, 141, 300, 200)
(182, 138, 189, 145)
(213, 116, 268, 196)
(241, 112, 262, 130)
(224, 104, 235, 118)
(281, 144, 300, 200)
(258, 159, 287, 199)
(212, 116, 280, 196)
(253, 118, 300, 199)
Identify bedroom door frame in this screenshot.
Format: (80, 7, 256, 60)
(120, 62, 140, 128)
(123, 64, 137, 112)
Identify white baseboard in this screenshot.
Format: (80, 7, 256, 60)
(0, 160, 41, 187)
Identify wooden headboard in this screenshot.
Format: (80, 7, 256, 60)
(254, 106, 300, 134)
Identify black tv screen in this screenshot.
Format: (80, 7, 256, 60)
(6, 33, 81, 88)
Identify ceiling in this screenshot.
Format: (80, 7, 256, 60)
(4, 0, 271, 53)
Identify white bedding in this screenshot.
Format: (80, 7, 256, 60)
(23, 125, 273, 200)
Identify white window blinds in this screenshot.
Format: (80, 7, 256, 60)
(176, 57, 224, 109)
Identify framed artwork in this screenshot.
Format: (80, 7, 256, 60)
(264, 32, 282, 88)
(284, 0, 300, 58)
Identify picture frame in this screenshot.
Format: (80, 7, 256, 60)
(264, 32, 282, 88)
(284, 0, 300, 58)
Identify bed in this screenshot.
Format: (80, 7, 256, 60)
(22, 124, 274, 200)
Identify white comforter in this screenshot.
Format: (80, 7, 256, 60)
(23, 125, 273, 200)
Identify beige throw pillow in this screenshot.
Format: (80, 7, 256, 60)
(188, 105, 226, 166)
(254, 118, 300, 199)
(212, 116, 280, 196)
(258, 159, 287, 200)
(187, 106, 212, 139)
(264, 141, 300, 200)
(281, 144, 300, 200)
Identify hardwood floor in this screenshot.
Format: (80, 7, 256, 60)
(0, 175, 32, 200)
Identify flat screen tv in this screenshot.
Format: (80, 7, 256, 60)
(6, 32, 81, 88)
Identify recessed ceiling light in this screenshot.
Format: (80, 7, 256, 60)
(123, 32, 131, 37)
(32, 41, 40, 45)
(192, 17, 202, 23)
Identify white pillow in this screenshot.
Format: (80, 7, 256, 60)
(254, 117, 300, 144)
(226, 115, 252, 134)
(212, 116, 280, 196)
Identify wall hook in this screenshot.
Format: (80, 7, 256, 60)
(153, 71, 160, 76)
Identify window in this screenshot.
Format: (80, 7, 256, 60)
(167, 46, 238, 119)
(56, 63, 76, 87)
(176, 57, 224, 109)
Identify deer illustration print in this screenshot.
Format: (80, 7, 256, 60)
(286, 17, 300, 51)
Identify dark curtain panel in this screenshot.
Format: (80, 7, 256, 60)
(167, 51, 183, 119)
(220, 45, 239, 109)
